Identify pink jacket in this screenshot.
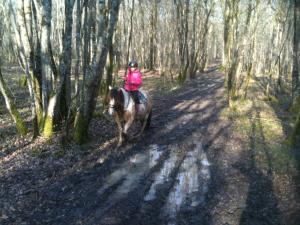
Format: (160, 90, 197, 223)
(124, 68, 142, 91)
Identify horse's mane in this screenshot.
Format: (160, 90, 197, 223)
(110, 87, 125, 110)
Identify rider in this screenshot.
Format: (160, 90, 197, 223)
(124, 60, 142, 108)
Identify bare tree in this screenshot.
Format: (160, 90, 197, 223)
(291, 0, 300, 143)
(0, 66, 28, 136)
(74, 0, 121, 143)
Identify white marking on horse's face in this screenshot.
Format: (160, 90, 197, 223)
(108, 99, 115, 115)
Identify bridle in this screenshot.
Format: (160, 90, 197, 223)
(109, 103, 115, 109)
(108, 88, 126, 112)
(108, 98, 122, 112)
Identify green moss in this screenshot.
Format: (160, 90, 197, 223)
(43, 115, 54, 138)
(37, 108, 44, 130)
(73, 112, 88, 144)
(177, 69, 187, 85)
(19, 75, 27, 87)
(219, 65, 226, 72)
(11, 105, 28, 136)
(16, 119, 28, 136)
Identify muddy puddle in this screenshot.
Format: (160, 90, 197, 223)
(96, 141, 211, 225)
(144, 150, 179, 201)
(161, 142, 211, 225)
(97, 144, 165, 202)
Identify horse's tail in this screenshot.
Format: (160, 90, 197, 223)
(145, 110, 152, 130)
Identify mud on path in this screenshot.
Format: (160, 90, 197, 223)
(0, 67, 299, 225)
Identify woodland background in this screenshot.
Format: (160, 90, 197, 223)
(0, 0, 299, 144)
(1, 1, 300, 224)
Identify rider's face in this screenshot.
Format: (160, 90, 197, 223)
(130, 67, 137, 71)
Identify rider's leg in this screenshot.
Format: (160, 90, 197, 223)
(130, 91, 140, 112)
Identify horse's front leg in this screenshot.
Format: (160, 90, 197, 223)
(123, 113, 135, 139)
(115, 115, 123, 147)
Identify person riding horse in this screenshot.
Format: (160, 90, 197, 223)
(124, 60, 142, 112)
(108, 60, 152, 147)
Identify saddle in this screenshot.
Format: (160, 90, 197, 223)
(121, 88, 148, 112)
(137, 90, 147, 104)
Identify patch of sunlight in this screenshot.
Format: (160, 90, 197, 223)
(254, 142, 297, 175)
(220, 99, 254, 120)
(170, 86, 179, 91)
(19, 107, 31, 114)
(173, 100, 197, 111)
(234, 118, 252, 136)
(188, 99, 209, 111)
(260, 117, 284, 141)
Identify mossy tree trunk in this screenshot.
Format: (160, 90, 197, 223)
(175, 0, 190, 84)
(0, 67, 28, 136)
(223, 0, 239, 105)
(148, 0, 158, 70)
(125, 0, 134, 67)
(57, 0, 75, 130)
(198, 1, 213, 74)
(74, 0, 82, 111)
(223, 0, 257, 106)
(291, 0, 300, 144)
(8, 0, 42, 138)
(104, 39, 114, 106)
(74, 0, 121, 144)
(291, 104, 300, 145)
(189, 2, 199, 79)
(292, 0, 300, 104)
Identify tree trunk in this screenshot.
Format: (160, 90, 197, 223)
(37, 0, 54, 137)
(0, 67, 28, 136)
(74, 0, 82, 110)
(149, 0, 158, 70)
(57, 0, 75, 123)
(126, 0, 134, 65)
(291, 0, 300, 144)
(175, 0, 190, 84)
(292, 0, 300, 104)
(74, 0, 121, 144)
(198, 1, 213, 73)
(104, 37, 114, 106)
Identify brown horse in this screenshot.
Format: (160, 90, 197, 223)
(108, 86, 153, 147)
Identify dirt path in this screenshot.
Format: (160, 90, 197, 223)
(1, 68, 299, 225)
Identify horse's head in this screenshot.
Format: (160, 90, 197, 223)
(108, 86, 124, 115)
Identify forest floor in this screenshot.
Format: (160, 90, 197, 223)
(1, 65, 300, 225)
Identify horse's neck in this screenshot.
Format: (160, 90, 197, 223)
(120, 88, 131, 109)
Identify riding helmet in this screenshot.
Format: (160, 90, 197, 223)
(128, 60, 138, 68)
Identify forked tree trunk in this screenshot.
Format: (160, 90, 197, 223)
(74, 0, 121, 144)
